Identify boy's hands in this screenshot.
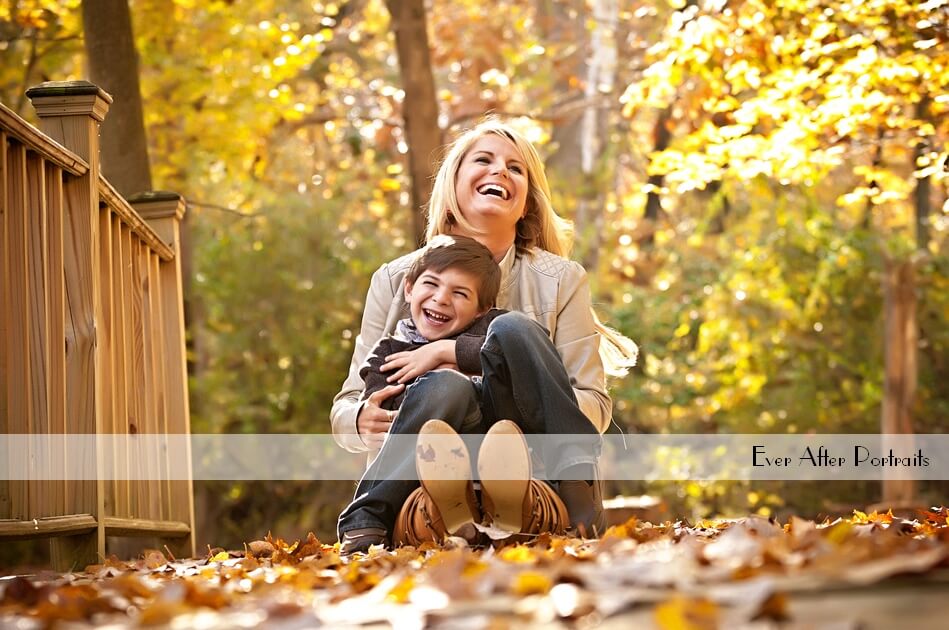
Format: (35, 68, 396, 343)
(356, 384, 404, 448)
(357, 340, 460, 449)
(382, 340, 458, 384)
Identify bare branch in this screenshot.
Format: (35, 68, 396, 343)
(14, 29, 40, 114)
(445, 98, 621, 131)
(186, 199, 261, 219)
(281, 112, 402, 133)
(1, 33, 81, 44)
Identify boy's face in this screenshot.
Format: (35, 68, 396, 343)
(404, 267, 487, 341)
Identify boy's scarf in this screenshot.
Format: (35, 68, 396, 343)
(394, 317, 429, 344)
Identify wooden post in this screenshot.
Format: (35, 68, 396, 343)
(0, 132, 9, 520)
(26, 81, 112, 571)
(25, 152, 48, 521)
(129, 191, 195, 559)
(97, 205, 116, 524)
(4, 142, 30, 522)
(47, 168, 67, 518)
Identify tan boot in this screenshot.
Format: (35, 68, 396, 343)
(478, 420, 569, 535)
(393, 486, 481, 547)
(522, 480, 569, 535)
(481, 479, 569, 535)
(393, 419, 480, 546)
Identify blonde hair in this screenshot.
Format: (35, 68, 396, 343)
(425, 118, 638, 377)
(425, 119, 573, 256)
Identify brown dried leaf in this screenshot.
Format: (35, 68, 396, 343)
(246, 540, 276, 558)
(139, 599, 190, 626)
(752, 592, 790, 622)
(0, 576, 48, 607)
(34, 584, 121, 622)
(143, 549, 169, 570)
(294, 532, 324, 559)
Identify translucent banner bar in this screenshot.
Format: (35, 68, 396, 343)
(0, 434, 946, 481)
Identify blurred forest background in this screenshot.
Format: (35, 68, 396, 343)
(1, 0, 946, 549)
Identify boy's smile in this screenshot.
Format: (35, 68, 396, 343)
(404, 267, 486, 341)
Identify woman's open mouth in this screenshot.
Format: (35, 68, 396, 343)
(477, 183, 510, 200)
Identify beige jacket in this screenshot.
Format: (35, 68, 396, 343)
(330, 246, 612, 455)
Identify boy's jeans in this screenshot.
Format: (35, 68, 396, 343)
(336, 312, 602, 538)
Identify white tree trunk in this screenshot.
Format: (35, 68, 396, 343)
(575, 0, 617, 269)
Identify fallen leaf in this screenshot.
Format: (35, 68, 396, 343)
(246, 540, 275, 558)
(512, 571, 552, 596)
(655, 595, 719, 630)
(474, 521, 516, 540)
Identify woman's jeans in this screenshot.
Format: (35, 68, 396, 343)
(337, 312, 602, 537)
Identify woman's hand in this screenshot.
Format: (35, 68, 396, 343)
(382, 339, 457, 384)
(356, 384, 404, 448)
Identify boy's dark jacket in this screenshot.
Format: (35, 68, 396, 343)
(360, 308, 506, 411)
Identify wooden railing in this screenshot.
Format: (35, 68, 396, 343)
(0, 81, 194, 570)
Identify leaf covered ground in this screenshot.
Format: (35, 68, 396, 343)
(1, 508, 947, 629)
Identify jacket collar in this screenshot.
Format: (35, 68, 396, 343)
(496, 245, 517, 307)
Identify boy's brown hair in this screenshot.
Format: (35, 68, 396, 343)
(406, 235, 501, 311)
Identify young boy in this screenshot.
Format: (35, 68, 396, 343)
(359, 234, 505, 411)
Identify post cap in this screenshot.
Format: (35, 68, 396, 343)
(129, 191, 187, 221)
(26, 81, 113, 122)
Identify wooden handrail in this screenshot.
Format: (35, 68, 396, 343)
(0, 102, 89, 176)
(98, 177, 175, 261)
(0, 515, 191, 539)
(103, 517, 190, 537)
(0, 515, 98, 539)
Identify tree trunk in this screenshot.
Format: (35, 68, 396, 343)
(538, 0, 616, 268)
(539, 0, 585, 179)
(914, 95, 932, 250)
(641, 0, 700, 253)
(878, 93, 934, 505)
(641, 106, 672, 248)
(385, 0, 441, 246)
(878, 95, 933, 505)
(863, 126, 885, 230)
(706, 179, 731, 234)
(81, 0, 153, 197)
(575, 0, 617, 271)
(881, 258, 917, 504)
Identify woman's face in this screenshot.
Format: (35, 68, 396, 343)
(453, 134, 529, 237)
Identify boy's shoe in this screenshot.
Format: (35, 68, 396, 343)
(339, 527, 388, 557)
(413, 419, 480, 537)
(558, 476, 606, 538)
(477, 420, 569, 535)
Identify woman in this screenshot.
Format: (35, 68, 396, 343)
(332, 119, 637, 554)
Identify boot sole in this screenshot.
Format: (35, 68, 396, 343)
(416, 419, 475, 535)
(478, 420, 530, 532)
